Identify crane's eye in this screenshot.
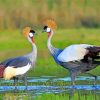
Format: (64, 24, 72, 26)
(29, 32, 33, 37)
(47, 27, 51, 32)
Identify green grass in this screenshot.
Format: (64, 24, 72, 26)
(0, 92, 33, 100)
(35, 91, 100, 100)
(0, 90, 99, 100)
(0, 28, 100, 77)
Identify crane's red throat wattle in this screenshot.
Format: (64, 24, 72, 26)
(48, 32, 51, 37)
(31, 37, 34, 43)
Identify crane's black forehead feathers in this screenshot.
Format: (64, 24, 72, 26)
(30, 30, 35, 34)
(43, 26, 48, 30)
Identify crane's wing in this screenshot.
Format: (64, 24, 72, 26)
(57, 44, 95, 62)
(0, 56, 31, 68)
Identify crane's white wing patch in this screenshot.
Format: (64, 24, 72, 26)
(57, 44, 92, 62)
(16, 63, 31, 75)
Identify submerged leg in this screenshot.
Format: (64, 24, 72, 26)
(23, 74, 28, 91)
(13, 77, 18, 92)
(70, 71, 77, 86)
(85, 72, 97, 85)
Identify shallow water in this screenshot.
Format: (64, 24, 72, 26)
(0, 85, 100, 92)
(1, 76, 100, 83)
(0, 76, 100, 99)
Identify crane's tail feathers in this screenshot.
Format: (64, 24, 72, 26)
(3, 67, 16, 80)
(87, 46, 100, 59)
(88, 46, 100, 53)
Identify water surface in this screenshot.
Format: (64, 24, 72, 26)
(0, 76, 100, 99)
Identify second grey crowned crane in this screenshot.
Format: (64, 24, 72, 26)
(0, 27, 37, 90)
(42, 19, 100, 86)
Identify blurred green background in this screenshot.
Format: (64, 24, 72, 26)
(0, 0, 100, 77)
(0, 0, 100, 29)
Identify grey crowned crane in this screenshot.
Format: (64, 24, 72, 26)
(42, 19, 100, 86)
(0, 27, 37, 90)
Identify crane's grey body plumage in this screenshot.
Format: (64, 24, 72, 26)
(0, 56, 32, 68)
(62, 60, 97, 74)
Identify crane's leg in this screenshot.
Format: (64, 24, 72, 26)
(13, 77, 18, 92)
(23, 74, 28, 91)
(86, 58, 99, 85)
(85, 72, 97, 85)
(70, 71, 76, 86)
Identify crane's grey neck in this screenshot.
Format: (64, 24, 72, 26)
(24, 37, 37, 65)
(47, 30, 59, 55)
(28, 43, 37, 65)
(31, 43, 37, 62)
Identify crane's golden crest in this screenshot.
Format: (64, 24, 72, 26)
(43, 19, 57, 30)
(23, 27, 31, 37)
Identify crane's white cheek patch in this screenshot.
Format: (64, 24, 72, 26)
(3, 63, 31, 80)
(47, 28, 51, 32)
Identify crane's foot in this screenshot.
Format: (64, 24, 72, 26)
(13, 87, 18, 93)
(24, 86, 28, 92)
(71, 82, 75, 87)
(93, 76, 97, 86)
